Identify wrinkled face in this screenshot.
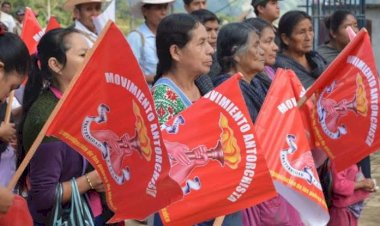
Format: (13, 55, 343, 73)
(58, 33, 89, 83)
(185, 0, 207, 13)
(203, 20, 219, 50)
(0, 69, 24, 103)
(74, 2, 102, 32)
(333, 14, 358, 48)
(258, 0, 280, 22)
(283, 18, 314, 54)
(236, 32, 265, 75)
(259, 27, 278, 66)
(176, 23, 214, 76)
(142, 4, 170, 28)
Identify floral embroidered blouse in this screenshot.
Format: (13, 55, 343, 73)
(152, 77, 192, 124)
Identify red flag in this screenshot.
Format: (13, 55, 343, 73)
(20, 7, 43, 54)
(45, 22, 182, 222)
(159, 74, 276, 225)
(304, 29, 380, 171)
(256, 69, 329, 226)
(45, 16, 61, 32)
(0, 195, 33, 226)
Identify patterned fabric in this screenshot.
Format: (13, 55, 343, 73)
(152, 77, 191, 125)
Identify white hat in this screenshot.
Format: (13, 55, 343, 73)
(129, 0, 175, 19)
(63, 0, 110, 11)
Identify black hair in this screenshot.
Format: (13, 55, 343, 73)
(17, 28, 81, 190)
(0, 31, 30, 77)
(183, 0, 193, 6)
(244, 17, 272, 34)
(324, 10, 354, 34)
(278, 10, 312, 49)
(1, 1, 11, 7)
(251, 0, 268, 16)
(217, 22, 258, 73)
(191, 9, 220, 24)
(22, 28, 80, 116)
(154, 13, 199, 84)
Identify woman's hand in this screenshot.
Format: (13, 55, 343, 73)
(0, 122, 16, 143)
(0, 186, 14, 215)
(86, 170, 105, 193)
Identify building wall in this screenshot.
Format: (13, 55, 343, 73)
(366, 6, 380, 69)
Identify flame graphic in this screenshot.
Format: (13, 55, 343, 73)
(133, 100, 152, 161)
(219, 113, 241, 169)
(356, 74, 368, 116)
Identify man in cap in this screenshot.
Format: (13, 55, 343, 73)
(64, 0, 108, 46)
(183, 0, 207, 13)
(251, 0, 281, 45)
(127, 0, 175, 84)
(14, 8, 24, 35)
(251, 0, 280, 23)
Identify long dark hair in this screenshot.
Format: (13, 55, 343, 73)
(17, 28, 81, 190)
(154, 13, 199, 84)
(324, 10, 354, 38)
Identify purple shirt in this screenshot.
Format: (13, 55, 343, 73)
(28, 141, 85, 224)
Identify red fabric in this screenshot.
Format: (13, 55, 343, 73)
(0, 195, 33, 226)
(255, 69, 328, 225)
(328, 206, 358, 226)
(304, 29, 380, 172)
(159, 74, 276, 226)
(45, 16, 61, 32)
(330, 164, 369, 208)
(20, 7, 42, 54)
(45, 22, 182, 222)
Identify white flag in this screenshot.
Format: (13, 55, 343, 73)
(93, 0, 116, 34)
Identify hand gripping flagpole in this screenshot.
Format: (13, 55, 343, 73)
(6, 21, 114, 191)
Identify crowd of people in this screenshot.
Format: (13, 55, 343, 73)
(0, 0, 377, 226)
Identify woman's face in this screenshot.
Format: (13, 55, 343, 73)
(333, 14, 358, 48)
(176, 23, 214, 76)
(58, 32, 89, 82)
(0, 69, 24, 103)
(236, 32, 265, 75)
(260, 27, 279, 66)
(284, 18, 314, 54)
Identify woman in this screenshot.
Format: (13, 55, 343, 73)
(0, 27, 30, 215)
(241, 18, 304, 226)
(318, 10, 358, 65)
(274, 10, 326, 89)
(244, 17, 279, 91)
(152, 13, 241, 225)
(213, 22, 265, 121)
(19, 28, 104, 225)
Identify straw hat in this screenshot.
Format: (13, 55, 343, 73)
(129, 0, 175, 19)
(63, 0, 110, 11)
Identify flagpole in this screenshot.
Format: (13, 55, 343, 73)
(213, 216, 225, 226)
(4, 91, 14, 123)
(7, 21, 114, 191)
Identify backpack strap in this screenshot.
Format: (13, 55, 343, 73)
(130, 29, 145, 63)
